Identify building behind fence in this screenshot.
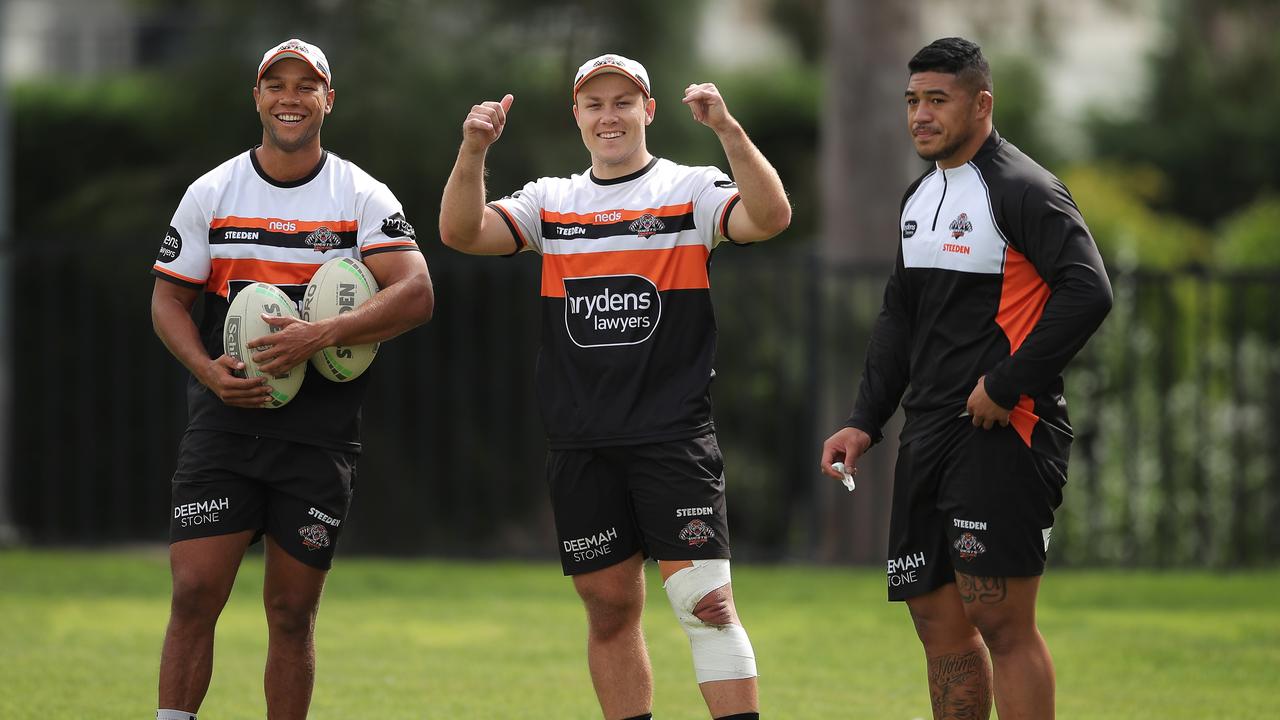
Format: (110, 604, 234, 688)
(10, 237, 1280, 567)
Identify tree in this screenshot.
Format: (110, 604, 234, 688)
(1088, 0, 1280, 226)
(813, 0, 921, 563)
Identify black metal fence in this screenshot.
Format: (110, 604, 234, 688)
(9, 237, 1280, 566)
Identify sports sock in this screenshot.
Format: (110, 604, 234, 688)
(620, 715, 653, 720)
(157, 710, 196, 720)
(714, 714, 760, 720)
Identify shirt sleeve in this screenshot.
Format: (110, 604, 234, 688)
(691, 167, 741, 248)
(982, 177, 1114, 409)
(488, 179, 544, 255)
(151, 188, 211, 289)
(845, 245, 912, 445)
(358, 183, 420, 257)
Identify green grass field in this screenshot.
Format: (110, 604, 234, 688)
(1, 550, 1276, 719)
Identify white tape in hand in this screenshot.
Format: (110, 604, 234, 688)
(831, 462, 856, 492)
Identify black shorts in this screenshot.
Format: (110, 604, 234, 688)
(169, 429, 356, 570)
(547, 432, 732, 575)
(885, 417, 1066, 601)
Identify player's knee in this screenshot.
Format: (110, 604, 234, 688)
(663, 559, 757, 683)
(957, 597, 1034, 653)
(907, 609, 942, 646)
(691, 585, 735, 626)
(964, 607, 1031, 655)
(579, 589, 644, 641)
(584, 603, 642, 643)
(169, 575, 231, 625)
(264, 593, 318, 638)
(907, 605, 976, 650)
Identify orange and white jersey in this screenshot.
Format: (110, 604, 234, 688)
(154, 148, 417, 302)
(152, 148, 419, 452)
(490, 157, 741, 448)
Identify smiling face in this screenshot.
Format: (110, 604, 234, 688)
(572, 73, 655, 177)
(253, 58, 333, 154)
(905, 70, 992, 168)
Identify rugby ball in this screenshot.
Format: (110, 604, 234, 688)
(223, 282, 307, 408)
(302, 257, 380, 382)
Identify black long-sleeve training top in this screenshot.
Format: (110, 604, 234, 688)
(846, 130, 1113, 464)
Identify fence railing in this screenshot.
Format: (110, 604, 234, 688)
(9, 238, 1280, 566)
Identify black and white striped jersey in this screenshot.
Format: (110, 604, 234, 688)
(846, 130, 1112, 463)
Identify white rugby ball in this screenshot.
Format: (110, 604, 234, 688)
(302, 257, 380, 382)
(223, 282, 307, 408)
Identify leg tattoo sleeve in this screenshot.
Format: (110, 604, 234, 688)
(927, 650, 993, 720)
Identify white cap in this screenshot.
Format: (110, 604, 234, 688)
(257, 38, 332, 86)
(572, 53, 651, 99)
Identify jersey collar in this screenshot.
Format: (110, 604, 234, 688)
(590, 156, 659, 186)
(250, 146, 329, 188)
(972, 129, 1003, 163)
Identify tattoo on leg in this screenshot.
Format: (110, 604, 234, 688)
(928, 650, 992, 720)
(956, 575, 1007, 605)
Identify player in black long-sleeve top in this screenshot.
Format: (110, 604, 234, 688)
(821, 38, 1111, 719)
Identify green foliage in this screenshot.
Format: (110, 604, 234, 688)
(1058, 269, 1280, 568)
(705, 63, 820, 241)
(990, 53, 1061, 170)
(11, 0, 710, 240)
(8, 0, 820, 245)
(1060, 163, 1208, 271)
(1215, 197, 1280, 269)
(10, 74, 216, 238)
(1086, 0, 1280, 226)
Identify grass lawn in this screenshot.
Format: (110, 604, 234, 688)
(1, 549, 1276, 718)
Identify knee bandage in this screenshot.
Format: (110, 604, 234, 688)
(663, 559, 758, 683)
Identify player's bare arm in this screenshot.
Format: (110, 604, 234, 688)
(683, 82, 791, 243)
(819, 426, 873, 480)
(439, 94, 522, 255)
(151, 279, 272, 407)
(966, 376, 1011, 430)
(250, 250, 433, 376)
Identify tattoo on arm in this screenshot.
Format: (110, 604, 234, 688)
(927, 650, 992, 720)
(957, 574, 1007, 605)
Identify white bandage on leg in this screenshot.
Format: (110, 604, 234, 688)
(662, 559, 758, 683)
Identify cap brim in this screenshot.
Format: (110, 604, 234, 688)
(572, 66, 649, 99)
(257, 50, 329, 84)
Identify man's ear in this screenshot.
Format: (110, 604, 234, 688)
(976, 90, 993, 121)
(644, 97, 656, 126)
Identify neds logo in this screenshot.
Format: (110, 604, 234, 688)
(563, 275, 661, 348)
